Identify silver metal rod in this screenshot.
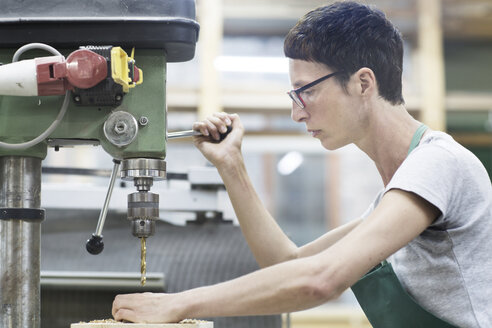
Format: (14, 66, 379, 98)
(40, 271, 165, 292)
(0, 156, 42, 328)
(167, 130, 201, 139)
(94, 160, 120, 236)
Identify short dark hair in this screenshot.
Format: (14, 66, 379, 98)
(284, 1, 404, 105)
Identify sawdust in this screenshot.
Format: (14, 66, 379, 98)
(179, 319, 209, 324)
(80, 319, 206, 324)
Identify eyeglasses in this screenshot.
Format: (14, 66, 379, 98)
(287, 72, 341, 109)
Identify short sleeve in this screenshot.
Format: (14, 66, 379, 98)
(360, 189, 384, 219)
(385, 144, 460, 224)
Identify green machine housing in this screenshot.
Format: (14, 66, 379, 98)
(0, 2, 199, 328)
(0, 0, 199, 159)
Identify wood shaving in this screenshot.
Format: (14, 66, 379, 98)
(88, 319, 119, 323)
(179, 319, 208, 324)
(80, 319, 206, 324)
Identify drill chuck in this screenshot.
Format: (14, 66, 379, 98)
(131, 219, 155, 238)
(128, 191, 159, 238)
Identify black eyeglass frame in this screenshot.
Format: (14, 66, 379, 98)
(287, 71, 342, 109)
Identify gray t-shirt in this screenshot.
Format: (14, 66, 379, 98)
(362, 131, 492, 328)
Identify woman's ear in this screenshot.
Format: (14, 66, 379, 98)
(355, 67, 377, 97)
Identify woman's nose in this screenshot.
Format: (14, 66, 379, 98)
(291, 103, 308, 122)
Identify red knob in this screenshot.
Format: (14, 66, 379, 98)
(63, 49, 108, 89)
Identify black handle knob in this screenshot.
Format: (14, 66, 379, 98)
(218, 125, 232, 141)
(86, 234, 104, 255)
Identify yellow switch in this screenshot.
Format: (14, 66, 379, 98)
(111, 47, 143, 93)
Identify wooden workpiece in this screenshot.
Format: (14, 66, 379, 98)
(71, 321, 213, 328)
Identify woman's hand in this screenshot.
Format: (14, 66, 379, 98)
(112, 292, 183, 323)
(192, 112, 244, 169)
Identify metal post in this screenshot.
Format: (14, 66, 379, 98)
(0, 156, 42, 328)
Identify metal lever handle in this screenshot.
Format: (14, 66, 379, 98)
(86, 159, 121, 255)
(167, 126, 232, 141)
(167, 130, 202, 139)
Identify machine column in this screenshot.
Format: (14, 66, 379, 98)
(0, 156, 43, 328)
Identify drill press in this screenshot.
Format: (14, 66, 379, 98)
(0, 1, 199, 327)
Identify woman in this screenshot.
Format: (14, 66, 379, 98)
(113, 3, 492, 327)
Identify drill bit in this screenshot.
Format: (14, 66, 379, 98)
(140, 237, 147, 286)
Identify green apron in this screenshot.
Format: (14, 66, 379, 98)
(350, 125, 459, 328)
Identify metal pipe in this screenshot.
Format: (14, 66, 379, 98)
(0, 156, 42, 328)
(40, 271, 165, 292)
(95, 159, 120, 237)
(167, 129, 201, 139)
(85, 159, 121, 255)
(167, 126, 231, 141)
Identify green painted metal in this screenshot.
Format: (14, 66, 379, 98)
(447, 112, 492, 133)
(443, 41, 492, 181)
(468, 146, 492, 182)
(445, 41, 492, 93)
(0, 140, 48, 159)
(0, 48, 167, 160)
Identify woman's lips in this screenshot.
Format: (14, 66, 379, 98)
(308, 129, 321, 137)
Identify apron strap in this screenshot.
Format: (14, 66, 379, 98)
(408, 124, 428, 156)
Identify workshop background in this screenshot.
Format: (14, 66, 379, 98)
(36, 0, 492, 328)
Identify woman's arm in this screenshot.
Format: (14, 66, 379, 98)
(192, 113, 362, 267)
(112, 189, 438, 323)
